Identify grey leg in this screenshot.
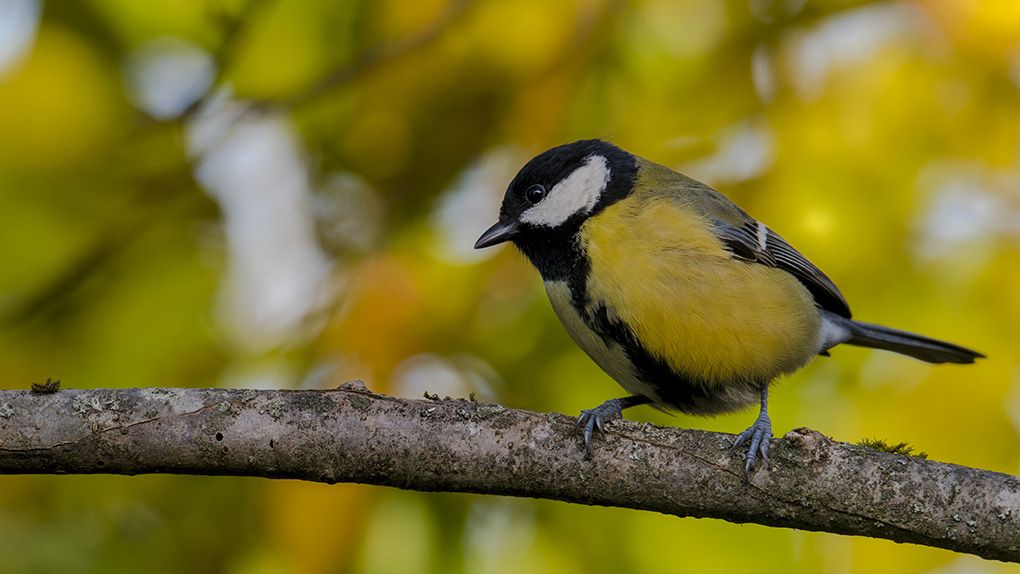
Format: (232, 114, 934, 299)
(733, 385, 772, 475)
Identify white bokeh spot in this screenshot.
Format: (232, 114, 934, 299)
(123, 36, 216, 120)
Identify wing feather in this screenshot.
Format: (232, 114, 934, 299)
(715, 218, 851, 317)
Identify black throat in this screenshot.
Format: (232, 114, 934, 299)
(509, 141, 638, 283)
(511, 217, 587, 283)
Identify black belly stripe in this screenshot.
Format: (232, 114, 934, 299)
(566, 247, 725, 412)
(562, 235, 762, 415)
(587, 305, 759, 414)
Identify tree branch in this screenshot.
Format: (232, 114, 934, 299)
(1, 384, 1017, 562)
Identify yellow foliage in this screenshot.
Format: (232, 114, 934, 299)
(0, 25, 120, 169)
(3, 1, 1020, 573)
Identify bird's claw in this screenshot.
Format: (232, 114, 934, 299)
(733, 412, 772, 477)
(576, 407, 610, 459)
(575, 400, 630, 459)
(574, 396, 652, 459)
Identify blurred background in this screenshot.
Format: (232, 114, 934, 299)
(1, 0, 1019, 572)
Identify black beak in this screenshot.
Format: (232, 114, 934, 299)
(474, 220, 519, 249)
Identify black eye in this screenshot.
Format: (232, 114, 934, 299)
(524, 184, 546, 205)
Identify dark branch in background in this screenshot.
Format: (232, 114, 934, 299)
(1, 385, 1017, 562)
(219, 0, 476, 119)
(0, 177, 208, 327)
(279, 0, 475, 110)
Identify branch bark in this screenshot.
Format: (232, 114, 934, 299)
(0, 384, 1017, 562)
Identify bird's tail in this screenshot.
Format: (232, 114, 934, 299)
(820, 311, 984, 364)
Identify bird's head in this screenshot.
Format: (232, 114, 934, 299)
(475, 140, 637, 259)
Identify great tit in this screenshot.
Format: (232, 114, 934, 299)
(475, 139, 983, 474)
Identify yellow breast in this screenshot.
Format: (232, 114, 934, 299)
(578, 192, 821, 385)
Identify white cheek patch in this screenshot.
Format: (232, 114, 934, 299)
(520, 155, 610, 227)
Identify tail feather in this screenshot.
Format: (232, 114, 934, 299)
(820, 311, 984, 364)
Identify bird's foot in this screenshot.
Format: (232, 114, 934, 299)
(576, 397, 647, 459)
(733, 411, 772, 476)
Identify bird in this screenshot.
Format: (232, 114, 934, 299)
(474, 139, 983, 474)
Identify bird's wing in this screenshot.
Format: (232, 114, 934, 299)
(713, 217, 852, 318)
(640, 162, 852, 317)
